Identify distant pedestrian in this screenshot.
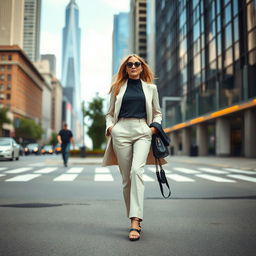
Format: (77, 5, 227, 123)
(102, 54, 167, 241)
(57, 123, 74, 167)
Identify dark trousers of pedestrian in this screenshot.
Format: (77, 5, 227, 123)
(61, 143, 70, 166)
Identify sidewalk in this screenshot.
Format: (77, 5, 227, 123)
(46, 155, 256, 170)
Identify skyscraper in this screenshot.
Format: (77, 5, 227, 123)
(0, 0, 24, 48)
(112, 12, 129, 75)
(61, 0, 81, 119)
(23, 0, 41, 61)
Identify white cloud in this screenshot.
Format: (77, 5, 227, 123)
(102, 0, 130, 12)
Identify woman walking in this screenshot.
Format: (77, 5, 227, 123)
(102, 54, 166, 241)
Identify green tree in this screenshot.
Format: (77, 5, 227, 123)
(82, 93, 106, 150)
(48, 131, 58, 146)
(0, 107, 12, 136)
(15, 118, 44, 141)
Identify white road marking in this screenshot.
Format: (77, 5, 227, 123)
(53, 174, 78, 181)
(196, 174, 236, 183)
(94, 174, 114, 181)
(147, 167, 171, 173)
(0, 174, 6, 177)
(5, 167, 32, 174)
(173, 167, 200, 174)
(67, 167, 84, 173)
(166, 174, 195, 182)
(198, 168, 229, 174)
(143, 174, 155, 182)
(0, 167, 7, 171)
(224, 168, 256, 175)
(34, 167, 58, 174)
(5, 174, 41, 182)
(95, 167, 110, 173)
(29, 163, 45, 167)
(227, 175, 256, 183)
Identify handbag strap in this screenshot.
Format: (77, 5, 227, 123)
(155, 158, 171, 199)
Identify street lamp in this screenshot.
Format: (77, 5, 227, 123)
(162, 96, 182, 128)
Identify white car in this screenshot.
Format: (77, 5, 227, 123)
(0, 137, 20, 161)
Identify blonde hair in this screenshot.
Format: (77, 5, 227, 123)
(109, 54, 154, 95)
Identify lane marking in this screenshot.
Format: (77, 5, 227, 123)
(5, 174, 41, 182)
(95, 167, 110, 173)
(166, 174, 195, 182)
(5, 167, 32, 174)
(227, 175, 256, 183)
(0, 167, 7, 171)
(53, 174, 78, 181)
(196, 174, 236, 183)
(34, 167, 58, 174)
(0, 174, 6, 177)
(173, 167, 200, 174)
(198, 168, 229, 174)
(94, 174, 114, 181)
(67, 167, 84, 173)
(143, 174, 155, 182)
(224, 168, 256, 175)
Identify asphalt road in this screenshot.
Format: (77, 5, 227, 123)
(0, 155, 256, 256)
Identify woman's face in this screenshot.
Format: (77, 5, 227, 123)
(125, 56, 143, 79)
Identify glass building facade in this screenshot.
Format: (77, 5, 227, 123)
(155, 0, 256, 157)
(112, 12, 129, 75)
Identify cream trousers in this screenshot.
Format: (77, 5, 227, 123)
(111, 118, 152, 220)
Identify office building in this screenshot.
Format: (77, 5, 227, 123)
(130, 0, 147, 60)
(0, 0, 24, 48)
(0, 45, 44, 136)
(155, 0, 256, 157)
(112, 12, 129, 75)
(23, 0, 41, 61)
(41, 54, 56, 76)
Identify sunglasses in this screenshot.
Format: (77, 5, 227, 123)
(126, 61, 141, 68)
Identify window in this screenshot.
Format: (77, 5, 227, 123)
(0, 74, 4, 81)
(8, 65, 12, 70)
(234, 42, 240, 60)
(224, 4, 232, 25)
(209, 39, 217, 61)
(225, 24, 232, 49)
(7, 74, 12, 81)
(0, 94, 5, 100)
(1, 55, 5, 61)
(247, 2, 256, 31)
(8, 55, 12, 61)
(0, 65, 4, 71)
(233, 0, 238, 16)
(0, 84, 4, 91)
(7, 84, 11, 90)
(6, 94, 11, 100)
(224, 48, 233, 67)
(234, 17, 239, 41)
(248, 29, 256, 50)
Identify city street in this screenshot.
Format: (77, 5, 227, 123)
(0, 155, 256, 256)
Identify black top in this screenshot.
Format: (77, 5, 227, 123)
(58, 129, 73, 144)
(118, 78, 147, 119)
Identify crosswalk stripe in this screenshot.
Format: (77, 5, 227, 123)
(147, 167, 172, 173)
(5, 174, 41, 182)
(224, 168, 256, 175)
(173, 167, 200, 174)
(53, 174, 78, 181)
(5, 167, 32, 174)
(29, 163, 45, 167)
(94, 174, 114, 181)
(227, 174, 256, 183)
(166, 174, 195, 182)
(143, 174, 155, 182)
(67, 167, 84, 173)
(0, 174, 6, 177)
(34, 167, 58, 174)
(0, 167, 7, 171)
(95, 167, 110, 173)
(198, 168, 229, 174)
(196, 174, 236, 183)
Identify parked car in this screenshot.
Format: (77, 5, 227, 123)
(54, 144, 62, 154)
(0, 137, 20, 161)
(24, 143, 41, 155)
(41, 145, 54, 154)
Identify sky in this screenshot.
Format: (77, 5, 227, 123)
(40, 0, 130, 102)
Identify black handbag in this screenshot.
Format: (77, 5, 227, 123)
(151, 133, 171, 199)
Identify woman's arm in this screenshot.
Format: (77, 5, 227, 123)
(105, 92, 116, 136)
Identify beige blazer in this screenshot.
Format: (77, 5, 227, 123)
(102, 80, 167, 166)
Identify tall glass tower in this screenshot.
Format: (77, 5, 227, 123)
(61, 0, 81, 121)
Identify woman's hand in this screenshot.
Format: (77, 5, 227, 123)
(150, 127, 158, 134)
(108, 126, 113, 135)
